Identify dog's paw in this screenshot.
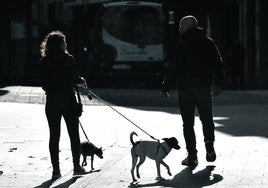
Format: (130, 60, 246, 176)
(168, 171, 172, 176)
(136, 173, 140, 179)
(82, 163, 86, 167)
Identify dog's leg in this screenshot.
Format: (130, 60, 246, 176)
(155, 160, 163, 181)
(161, 160, 172, 176)
(136, 156, 145, 179)
(91, 155, 94, 170)
(131, 151, 138, 182)
(82, 155, 87, 167)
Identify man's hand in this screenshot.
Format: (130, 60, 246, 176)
(78, 76, 86, 84)
(161, 91, 170, 98)
(77, 76, 88, 88)
(161, 81, 169, 98)
(212, 86, 222, 97)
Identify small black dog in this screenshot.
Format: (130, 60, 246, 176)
(80, 141, 103, 170)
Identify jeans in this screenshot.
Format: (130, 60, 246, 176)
(178, 87, 215, 156)
(45, 93, 81, 171)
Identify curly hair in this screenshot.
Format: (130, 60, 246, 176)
(40, 30, 68, 57)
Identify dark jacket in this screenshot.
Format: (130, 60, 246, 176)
(40, 52, 80, 95)
(163, 27, 225, 90)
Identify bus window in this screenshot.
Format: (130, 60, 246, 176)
(102, 6, 163, 45)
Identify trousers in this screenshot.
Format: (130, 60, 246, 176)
(45, 93, 80, 171)
(178, 87, 215, 156)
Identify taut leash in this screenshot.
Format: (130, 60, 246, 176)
(78, 83, 158, 141)
(91, 89, 157, 141)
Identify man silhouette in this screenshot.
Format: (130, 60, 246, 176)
(162, 15, 225, 166)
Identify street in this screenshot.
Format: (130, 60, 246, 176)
(0, 86, 268, 187)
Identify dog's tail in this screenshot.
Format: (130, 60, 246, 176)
(130, 131, 138, 146)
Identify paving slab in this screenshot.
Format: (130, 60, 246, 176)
(0, 86, 268, 187)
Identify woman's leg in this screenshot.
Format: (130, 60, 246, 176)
(45, 97, 62, 173)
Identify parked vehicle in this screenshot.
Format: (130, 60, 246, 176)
(90, 1, 166, 87)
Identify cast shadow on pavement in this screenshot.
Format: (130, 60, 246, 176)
(0, 89, 9, 96)
(129, 165, 223, 188)
(51, 176, 81, 188)
(34, 170, 100, 188)
(214, 107, 268, 138)
(33, 176, 81, 188)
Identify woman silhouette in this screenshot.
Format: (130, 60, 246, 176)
(40, 31, 85, 180)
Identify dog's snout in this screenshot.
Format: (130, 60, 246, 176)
(98, 154, 103, 159)
(173, 144, 180, 150)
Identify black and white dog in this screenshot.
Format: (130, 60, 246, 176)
(80, 141, 103, 170)
(130, 131, 180, 182)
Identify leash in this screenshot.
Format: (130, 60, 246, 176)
(78, 119, 116, 151)
(90, 89, 158, 141)
(78, 119, 91, 143)
(78, 82, 158, 141)
(75, 85, 91, 143)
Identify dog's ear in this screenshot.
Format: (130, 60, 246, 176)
(169, 137, 180, 150)
(99, 147, 102, 150)
(162, 138, 168, 142)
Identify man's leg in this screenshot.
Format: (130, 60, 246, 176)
(195, 88, 216, 162)
(178, 89, 198, 166)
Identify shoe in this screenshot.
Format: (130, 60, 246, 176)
(51, 170, 61, 180)
(206, 142, 216, 162)
(73, 166, 86, 175)
(181, 155, 198, 166)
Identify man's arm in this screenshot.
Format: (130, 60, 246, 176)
(208, 39, 225, 88)
(161, 42, 182, 95)
(161, 60, 176, 94)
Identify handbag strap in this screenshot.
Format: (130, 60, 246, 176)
(75, 85, 82, 104)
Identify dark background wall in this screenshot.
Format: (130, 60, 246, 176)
(1, 0, 268, 89)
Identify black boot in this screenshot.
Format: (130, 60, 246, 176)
(51, 169, 61, 180)
(181, 154, 198, 166)
(73, 165, 86, 175)
(205, 141, 216, 162)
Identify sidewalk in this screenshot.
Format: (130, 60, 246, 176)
(0, 86, 101, 105)
(1, 85, 268, 106)
(0, 86, 268, 188)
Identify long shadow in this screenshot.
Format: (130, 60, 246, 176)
(129, 166, 223, 188)
(90, 89, 268, 138)
(87, 89, 268, 112)
(0, 89, 9, 96)
(213, 106, 268, 138)
(52, 176, 81, 188)
(86, 88, 178, 111)
(34, 179, 55, 188)
(34, 170, 100, 188)
(89, 89, 261, 107)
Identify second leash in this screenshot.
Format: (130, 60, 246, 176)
(78, 119, 90, 143)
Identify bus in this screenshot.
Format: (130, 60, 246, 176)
(90, 1, 166, 87)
